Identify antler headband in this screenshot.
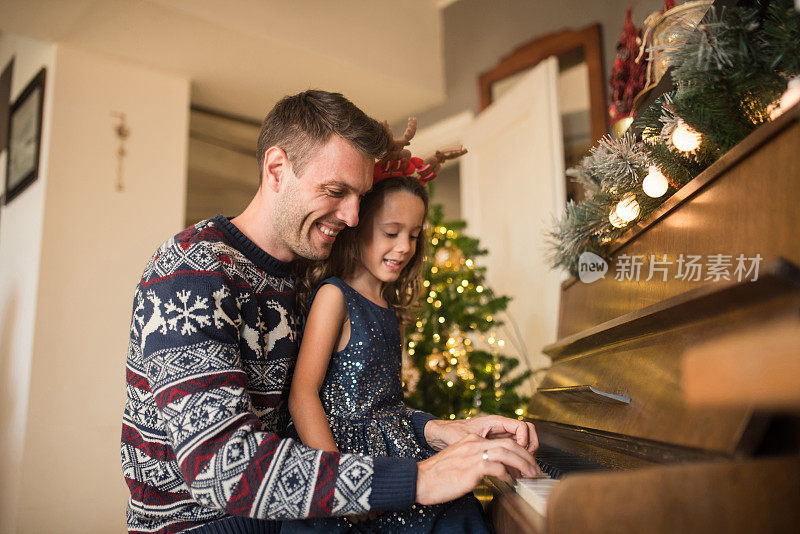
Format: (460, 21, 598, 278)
(373, 117, 468, 185)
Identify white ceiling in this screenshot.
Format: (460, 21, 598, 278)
(0, 0, 449, 123)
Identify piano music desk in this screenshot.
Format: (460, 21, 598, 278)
(683, 319, 800, 410)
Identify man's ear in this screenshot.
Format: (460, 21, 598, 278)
(262, 146, 290, 193)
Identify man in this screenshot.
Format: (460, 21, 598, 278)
(121, 90, 540, 533)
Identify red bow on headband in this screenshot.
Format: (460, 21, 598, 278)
(373, 117, 468, 186)
(373, 157, 437, 185)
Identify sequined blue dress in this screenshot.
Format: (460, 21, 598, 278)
(283, 277, 491, 533)
(319, 277, 432, 460)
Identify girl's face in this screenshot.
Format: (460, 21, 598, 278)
(357, 190, 425, 285)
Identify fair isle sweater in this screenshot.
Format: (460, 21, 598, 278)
(122, 216, 430, 533)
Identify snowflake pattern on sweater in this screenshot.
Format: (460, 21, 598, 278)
(121, 216, 376, 533)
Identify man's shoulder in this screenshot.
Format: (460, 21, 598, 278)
(170, 217, 229, 251)
(139, 218, 293, 294)
(141, 218, 236, 282)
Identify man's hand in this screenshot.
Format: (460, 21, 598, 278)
(415, 434, 541, 505)
(424, 415, 539, 453)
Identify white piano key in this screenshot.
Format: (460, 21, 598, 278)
(515, 476, 560, 517)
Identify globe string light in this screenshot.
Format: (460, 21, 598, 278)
(671, 119, 702, 152)
(642, 165, 669, 198)
(616, 193, 640, 221)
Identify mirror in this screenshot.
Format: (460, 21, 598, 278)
(478, 24, 607, 202)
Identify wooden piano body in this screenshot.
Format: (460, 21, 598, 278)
(487, 105, 800, 533)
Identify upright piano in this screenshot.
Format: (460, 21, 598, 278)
(486, 105, 800, 533)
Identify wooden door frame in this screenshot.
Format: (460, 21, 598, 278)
(478, 23, 607, 144)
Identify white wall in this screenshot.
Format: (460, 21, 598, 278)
(0, 40, 189, 533)
(0, 33, 56, 534)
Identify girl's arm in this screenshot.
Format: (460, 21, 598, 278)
(289, 284, 347, 452)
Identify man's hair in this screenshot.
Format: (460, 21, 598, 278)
(256, 90, 391, 180)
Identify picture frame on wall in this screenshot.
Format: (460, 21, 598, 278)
(5, 67, 45, 204)
(0, 57, 13, 231)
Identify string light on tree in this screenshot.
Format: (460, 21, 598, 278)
(642, 165, 669, 198)
(671, 119, 702, 152)
(405, 204, 532, 419)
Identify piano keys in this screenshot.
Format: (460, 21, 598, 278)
(513, 445, 605, 517)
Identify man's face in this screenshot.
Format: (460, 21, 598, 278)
(271, 135, 374, 261)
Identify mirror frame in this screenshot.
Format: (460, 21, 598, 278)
(478, 23, 607, 145)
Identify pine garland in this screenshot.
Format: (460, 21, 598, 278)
(637, 93, 717, 186)
(550, 0, 799, 275)
(664, 0, 799, 151)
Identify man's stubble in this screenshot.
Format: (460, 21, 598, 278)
(271, 175, 331, 262)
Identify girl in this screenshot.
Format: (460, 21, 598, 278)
(286, 137, 489, 532)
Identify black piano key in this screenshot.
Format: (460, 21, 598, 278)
(535, 444, 605, 479)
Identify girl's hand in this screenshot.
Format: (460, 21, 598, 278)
(423, 415, 539, 453)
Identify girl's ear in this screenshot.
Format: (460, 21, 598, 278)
(262, 146, 291, 193)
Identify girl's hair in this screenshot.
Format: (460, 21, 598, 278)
(295, 175, 429, 326)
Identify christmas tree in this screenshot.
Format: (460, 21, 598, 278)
(402, 204, 532, 420)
